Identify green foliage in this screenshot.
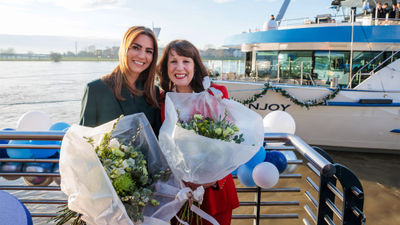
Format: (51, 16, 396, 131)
(177, 111, 244, 144)
(232, 82, 341, 109)
(112, 173, 136, 195)
(50, 117, 171, 224)
(49, 52, 62, 62)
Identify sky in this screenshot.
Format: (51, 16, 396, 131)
(0, 0, 336, 53)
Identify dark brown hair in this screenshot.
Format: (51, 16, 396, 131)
(157, 40, 209, 93)
(102, 26, 159, 108)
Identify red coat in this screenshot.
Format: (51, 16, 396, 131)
(161, 83, 239, 225)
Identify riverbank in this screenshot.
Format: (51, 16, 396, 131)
(0, 57, 118, 62)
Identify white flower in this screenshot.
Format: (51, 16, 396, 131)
(122, 160, 129, 169)
(142, 167, 148, 176)
(109, 138, 120, 149)
(127, 158, 136, 167)
(118, 168, 126, 175)
(121, 145, 130, 152)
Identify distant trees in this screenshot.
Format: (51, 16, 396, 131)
(0, 48, 15, 55)
(49, 52, 62, 62)
(199, 48, 244, 60)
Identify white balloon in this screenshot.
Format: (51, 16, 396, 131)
(263, 111, 296, 134)
(17, 111, 51, 131)
(252, 162, 279, 188)
(280, 150, 298, 174)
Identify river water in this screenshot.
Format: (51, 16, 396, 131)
(0, 61, 399, 224)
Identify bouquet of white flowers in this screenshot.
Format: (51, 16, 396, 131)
(159, 91, 264, 185)
(57, 113, 186, 225)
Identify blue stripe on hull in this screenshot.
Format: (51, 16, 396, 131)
(327, 102, 400, 107)
(224, 25, 400, 46)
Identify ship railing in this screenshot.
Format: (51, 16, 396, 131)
(349, 49, 400, 88)
(0, 131, 366, 225)
(372, 18, 400, 26)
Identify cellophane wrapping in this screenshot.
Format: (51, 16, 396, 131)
(60, 113, 184, 225)
(159, 91, 264, 184)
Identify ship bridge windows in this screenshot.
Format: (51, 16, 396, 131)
(278, 51, 312, 84)
(352, 51, 383, 74)
(314, 51, 350, 86)
(255, 51, 278, 81)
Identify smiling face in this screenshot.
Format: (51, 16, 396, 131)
(167, 50, 195, 93)
(127, 34, 154, 78)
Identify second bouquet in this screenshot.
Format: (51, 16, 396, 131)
(159, 91, 264, 186)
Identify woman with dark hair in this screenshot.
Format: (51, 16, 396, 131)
(80, 26, 161, 135)
(157, 39, 239, 225)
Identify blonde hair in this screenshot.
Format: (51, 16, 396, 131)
(102, 26, 159, 108)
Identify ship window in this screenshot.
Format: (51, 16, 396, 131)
(256, 51, 278, 81)
(352, 51, 383, 73)
(314, 51, 350, 85)
(277, 51, 312, 84)
(245, 51, 252, 77)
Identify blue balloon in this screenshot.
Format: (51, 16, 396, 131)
(53, 163, 60, 185)
(49, 122, 69, 155)
(7, 140, 33, 159)
(237, 164, 256, 187)
(0, 162, 23, 180)
(23, 163, 53, 186)
(30, 140, 60, 159)
(0, 139, 9, 158)
(0, 128, 14, 158)
(245, 146, 267, 168)
(0, 190, 33, 225)
(231, 168, 238, 176)
(49, 122, 70, 131)
(265, 150, 288, 173)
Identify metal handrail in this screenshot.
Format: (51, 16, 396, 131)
(348, 49, 400, 88)
(370, 50, 400, 74)
(0, 131, 65, 140)
(264, 133, 335, 176)
(302, 72, 315, 86)
(0, 131, 364, 224)
(348, 49, 387, 88)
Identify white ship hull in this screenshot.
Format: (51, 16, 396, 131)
(215, 81, 400, 153)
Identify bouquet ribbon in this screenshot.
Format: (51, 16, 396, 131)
(152, 185, 219, 225)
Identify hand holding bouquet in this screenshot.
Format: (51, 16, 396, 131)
(57, 113, 182, 225)
(158, 91, 264, 224)
(160, 92, 263, 184)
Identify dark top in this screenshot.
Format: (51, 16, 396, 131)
(372, 7, 387, 19)
(79, 78, 161, 136)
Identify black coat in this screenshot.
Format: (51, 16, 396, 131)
(79, 78, 161, 136)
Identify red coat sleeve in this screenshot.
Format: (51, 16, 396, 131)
(201, 83, 240, 220)
(162, 85, 239, 221)
(209, 83, 229, 99)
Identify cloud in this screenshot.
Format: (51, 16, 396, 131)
(255, 0, 279, 2)
(213, 0, 234, 3)
(41, 0, 123, 10)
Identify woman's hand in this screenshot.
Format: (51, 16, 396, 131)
(183, 181, 217, 207)
(184, 181, 217, 190)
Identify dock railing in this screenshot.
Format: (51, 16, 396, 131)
(0, 131, 366, 225)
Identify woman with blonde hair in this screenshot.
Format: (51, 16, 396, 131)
(80, 26, 161, 134)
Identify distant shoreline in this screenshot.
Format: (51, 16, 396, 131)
(0, 57, 244, 62)
(0, 57, 119, 62)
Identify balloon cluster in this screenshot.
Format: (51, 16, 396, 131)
(234, 111, 298, 188)
(236, 147, 287, 188)
(263, 111, 298, 174)
(0, 111, 69, 186)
